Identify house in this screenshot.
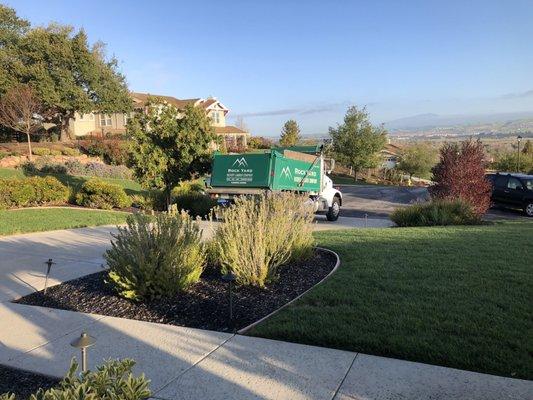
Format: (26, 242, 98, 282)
(69, 92, 250, 148)
(381, 143, 402, 169)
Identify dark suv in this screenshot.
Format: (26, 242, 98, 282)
(486, 173, 533, 217)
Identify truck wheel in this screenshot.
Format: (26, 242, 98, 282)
(326, 197, 340, 221)
(525, 202, 533, 217)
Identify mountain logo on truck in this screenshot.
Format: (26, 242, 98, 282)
(232, 157, 248, 167)
(280, 166, 292, 179)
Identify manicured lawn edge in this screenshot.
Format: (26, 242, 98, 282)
(0, 208, 130, 236)
(238, 246, 341, 334)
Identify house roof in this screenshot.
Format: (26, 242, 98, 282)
(130, 92, 228, 113)
(382, 143, 402, 156)
(214, 125, 249, 135)
(130, 92, 200, 109)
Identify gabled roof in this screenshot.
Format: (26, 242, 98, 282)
(130, 92, 229, 114)
(130, 92, 200, 109)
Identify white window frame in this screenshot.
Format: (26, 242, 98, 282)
(212, 111, 219, 124)
(123, 113, 129, 125)
(100, 114, 112, 127)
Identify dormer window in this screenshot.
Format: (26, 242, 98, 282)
(211, 111, 220, 124)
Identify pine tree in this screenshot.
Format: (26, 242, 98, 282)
(279, 120, 300, 146)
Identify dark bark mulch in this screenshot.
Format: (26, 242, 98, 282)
(0, 364, 59, 398)
(15, 249, 336, 332)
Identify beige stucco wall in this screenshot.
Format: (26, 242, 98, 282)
(70, 112, 97, 137)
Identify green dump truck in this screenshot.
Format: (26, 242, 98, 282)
(206, 146, 342, 221)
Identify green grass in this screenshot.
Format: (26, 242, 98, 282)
(0, 208, 129, 236)
(0, 167, 144, 196)
(249, 222, 533, 379)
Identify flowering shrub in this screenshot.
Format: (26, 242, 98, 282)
(212, 193, 315, 287)
(20, 159, 132, 179)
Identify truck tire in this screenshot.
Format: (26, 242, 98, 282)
(525, 202, 533, 217)
(326, 197, 340, 221)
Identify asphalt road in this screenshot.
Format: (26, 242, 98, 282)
(337, 184, 530, 221)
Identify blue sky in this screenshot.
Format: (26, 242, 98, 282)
(7, 0, 533, 136)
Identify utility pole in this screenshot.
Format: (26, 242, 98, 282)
(517, 135, 522, 172)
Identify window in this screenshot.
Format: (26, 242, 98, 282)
(211, 111, 219, 124)
(494, 175, 508, 188)
(100, 114, 112, 126)
(123, 113, 129, 125)
(507, 177, 523, 190)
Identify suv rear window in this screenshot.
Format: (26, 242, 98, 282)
(523, 179, 533, 190)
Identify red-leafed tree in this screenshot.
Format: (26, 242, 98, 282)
(429, 139, 491, 215)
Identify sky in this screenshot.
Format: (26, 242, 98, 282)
(6, 0, 533, 136)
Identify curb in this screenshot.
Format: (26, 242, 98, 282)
(237, 246, 341, 335)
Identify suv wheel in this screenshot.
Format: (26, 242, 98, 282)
(525, 202, 533, 217)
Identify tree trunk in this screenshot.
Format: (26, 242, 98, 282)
(26, 131, 33, 161)
(60, 115, 72, 142)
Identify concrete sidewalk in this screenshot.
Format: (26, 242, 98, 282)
(0, 226, 530, 399)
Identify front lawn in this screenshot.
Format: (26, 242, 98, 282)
(248, 222, 533, 379)
(0, 208, 129, 236)
(0, 167, 144, 196)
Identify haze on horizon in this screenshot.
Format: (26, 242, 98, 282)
(8, 0, 533, 136)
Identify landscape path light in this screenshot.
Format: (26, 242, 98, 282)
(222, 271, 237, 326)
(70, 331, 96, 372)
(517, 135, 522, 172)
(43, 259, 55, 294)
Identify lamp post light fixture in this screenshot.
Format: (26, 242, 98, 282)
(70, 331, 96, 372)
(43, 258, 55, 294)
(517, 135, 523, 172)
(222, 271, 237, 325)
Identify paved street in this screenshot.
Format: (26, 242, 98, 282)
(0, 226, 531, 399)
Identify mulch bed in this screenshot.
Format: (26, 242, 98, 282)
(0, 364, 59, 398)
(15, 248, 336, 332)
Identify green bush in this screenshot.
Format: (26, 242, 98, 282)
(105, 212, 206, 300)
(75, 178, 130, 210)
(174, 193, 217, 219)
(32, 147, 50, 156)
(212, 193, 315, 287)
(20, 159, 68, 175)
(61, 147, 80, 156)
(0, 358, 150, 400)
(172, 180, 205, 197)
(0, 176, 69, 209)
(390, 199, 481, 227)
(49, 149, 62, 156)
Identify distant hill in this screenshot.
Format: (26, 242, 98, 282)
(385, 111, 533, 130)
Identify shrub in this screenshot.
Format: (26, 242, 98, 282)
(61, 147, 80, 156)
(49, 149, 62, 156)
(75, 178, 130, 209)
(32, 147, 50, 156)
(172, 180, 205, 197)
(0, 358, 150, 400)
(0, 176, 69, 209)
(212, 193, 315, 287)
(174, 193, 217, 219)
(20, 159, 67, 175)
(390, 199, 481, 227)
(79, 138, 131, 165)
(105, 212, 206, 300)
(430, 140, 491, 215)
